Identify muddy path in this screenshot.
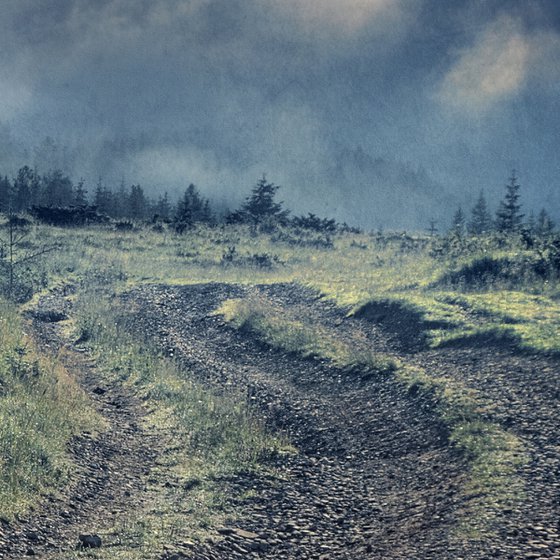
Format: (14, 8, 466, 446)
(122, 283, 474, 560)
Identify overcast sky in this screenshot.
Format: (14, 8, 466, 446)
(1, 0, 559, 228)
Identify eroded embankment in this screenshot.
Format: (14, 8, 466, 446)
(122, 283, 474, 560)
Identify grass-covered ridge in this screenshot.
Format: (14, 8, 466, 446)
(216, 292, 396, 374)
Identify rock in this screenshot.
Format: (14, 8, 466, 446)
(78, 534, 102, 549)
(232, 528, 259, 539)
(161, 550, 188, 560)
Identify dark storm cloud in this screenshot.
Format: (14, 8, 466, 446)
(1, 0, 559, 228)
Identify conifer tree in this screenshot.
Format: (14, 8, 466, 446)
(238, 176, 289, 225)
(468, 190, 492, 235)
(13, 166, 35, 211)
(535, 208, 555, 236)
(129, 185, 147, 219)
(73, 179, 88, 206)
(450, 206, 466, 236)
(176, 184, 210, 225)
(94, 179, 113, 215)
(496, 171, 524, 233)
(154, 192, 171, 219)
(0, 176, 12, 212)
(42, 169, 73, 206)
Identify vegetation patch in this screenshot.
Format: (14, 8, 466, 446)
(0, 298, 97, 519)
(398, 366, 527, 537)
(216, 293, 396, 374)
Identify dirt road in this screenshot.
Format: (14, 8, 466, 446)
(2, 282, 558, 559)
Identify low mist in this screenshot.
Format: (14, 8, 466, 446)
(1, 0, 559, 230)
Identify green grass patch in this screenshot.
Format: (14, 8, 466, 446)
(0, 299, 98, 519)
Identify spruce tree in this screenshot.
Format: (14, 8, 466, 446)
(239, 176, 289, 225)
(495, 171, 524, 233)
(450, 206, 466, 236)
(129, 185, 147, 219)
(94, 179, 113, 215)
(13, 166, 35, 211)
(154, 192, 171, 220)
(468, 190, 492, 235)
(176, 184, 210, 225)
(42, 169, 73, 206)
(74, 180, 88, 206)
(0, 176, 12, 212)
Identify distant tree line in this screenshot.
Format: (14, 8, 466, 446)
(0, 166, 352, 233)
(448, 171, 556, 238)
(0, 164, 215, 226)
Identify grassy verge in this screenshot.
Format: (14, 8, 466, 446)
(216, 293, 528, 538)
(62, 288, 292, 558)
(357, 290, 560, 354)
(216, 292, 396, 374)
(0, 298, 98, 519)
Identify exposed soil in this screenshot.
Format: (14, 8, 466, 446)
(1, 282, 558, 559)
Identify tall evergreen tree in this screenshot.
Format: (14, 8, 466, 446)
(113, 178, 129, 218)
(29, 170, 42, 207)
(129, 184, 147, 219)
(73, 179, 88, 206)
(468, 190, 493, 235)
(496, 171, 524, 233)
(176, 184, 210, 225)
(42, 169, 73, 206)
(535, 208, 555, 236)
(94, 179, 113, 215)
(154, 191, 171, 219)
(450, 205, 466, 236)
(13, 166, 35, 211)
